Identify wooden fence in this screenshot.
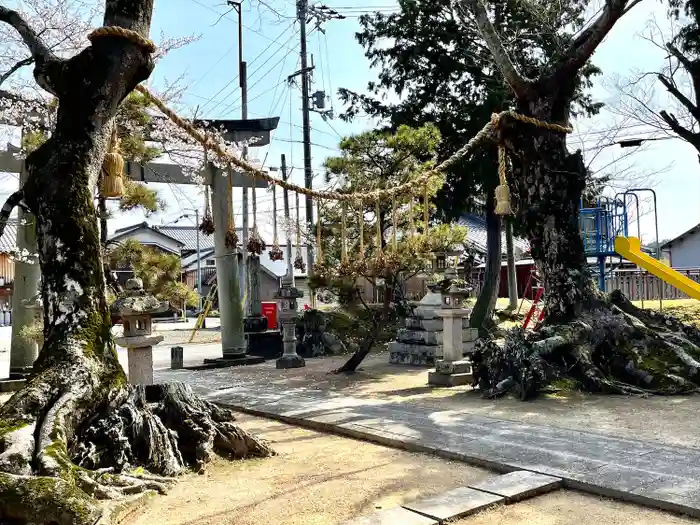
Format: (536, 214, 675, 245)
(605, 268, 700, 301)
(469, 267, 700, 302)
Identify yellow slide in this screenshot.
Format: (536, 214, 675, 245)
(614, 236, 700, 300)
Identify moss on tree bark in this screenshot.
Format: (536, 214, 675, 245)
(0, 2, 274, 523)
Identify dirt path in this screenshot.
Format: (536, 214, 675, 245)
(207, 352, 700, 449)
(121, 414, 697, 525)
(122, 414, 490, 525)
(455, 491, 697, 525)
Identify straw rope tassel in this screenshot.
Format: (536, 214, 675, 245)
(494, 143, 513, 215)
(316, 199, 323, 264)
(295, 193, 301, 251)
(100, 125, 125, 198)
(341, 203, 348, 262)
(391, 195, 397, 251)
(409, 197, 415, 239)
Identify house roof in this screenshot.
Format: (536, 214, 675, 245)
(457, 213, 530, 258)
(153, 225, 217, 252)
(660, 223, 700, 250)
(0, 219, 18, 253)
(181, 244, 310, 278)
(110, 222, 185, 252)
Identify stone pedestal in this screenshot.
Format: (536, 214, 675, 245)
(428, 280, 476, 387)
(128, 346, 155, 385)
(275, 277, 305, 369)
(389, 288, 443, 366)
(429, 322, 478, 387)
(171, 346, 184, 369)
(113, 278, 167, 386)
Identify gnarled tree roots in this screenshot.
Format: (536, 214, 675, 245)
(0, 382, 275, 525)
(473, 290, 700, 400)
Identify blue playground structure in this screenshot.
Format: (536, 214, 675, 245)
(578, 189, 660, 291)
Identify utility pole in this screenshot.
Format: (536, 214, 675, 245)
(296, 0, 314, 299)
(228, 0, 249, 313)
(281, 154, 293, 279)
(178, 209, 202, 311)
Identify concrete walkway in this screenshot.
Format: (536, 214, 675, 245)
(156, 368, 700, 519)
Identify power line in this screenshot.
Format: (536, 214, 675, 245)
(195, 21, 299, 115)
(186, 0, 299, 52)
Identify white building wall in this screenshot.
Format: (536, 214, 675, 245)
(669, 232, 700, 268)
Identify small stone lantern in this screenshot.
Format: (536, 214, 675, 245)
(275, 273, 305, 369)
(114, 278, 168, 385)
(429, 277, 477, 387)
(442, 282, 471, 310)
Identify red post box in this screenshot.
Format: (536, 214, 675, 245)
(261, 302, 278, 330)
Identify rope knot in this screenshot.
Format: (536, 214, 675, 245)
(88, 26, 157, 53)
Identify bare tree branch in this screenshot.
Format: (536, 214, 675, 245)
(457, 0, 535, 98)
(0, 6, 61, 95)
(554, 0, 636, 79)
(657, 73, 700, 122)
(0, 56, 33, 86)
(0, 190, 26, 240)
(0, 7, 55, 64)
(666, 43, 700, 111)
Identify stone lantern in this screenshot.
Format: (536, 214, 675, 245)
(275, 272, 305, 369)
(429, 277, 477, 387)
(113, 278, 168, 385)
(441, 281, 471, 310)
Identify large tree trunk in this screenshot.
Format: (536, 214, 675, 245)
(470, 186, 501, 336)
(505, 90, 598, 322)
(0, 3, 273, 523)
(472, 85, 700, 399)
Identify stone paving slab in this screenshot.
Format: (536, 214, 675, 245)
(468, 471, 562, 503)
(154, 369, 700, 518)
(402, 486, 504, 522)
(340, 506, 438, 525)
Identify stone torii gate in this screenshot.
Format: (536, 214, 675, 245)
(0, 116, 277, 379)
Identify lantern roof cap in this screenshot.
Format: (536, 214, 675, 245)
(112, 278, 169, 316)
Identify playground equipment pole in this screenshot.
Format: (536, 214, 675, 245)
(626, 188, 661, 311)
(622, 192, 644, 308)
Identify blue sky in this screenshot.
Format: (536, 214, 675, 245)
(130, 0, 394, 239)
(1, 0, 697, 247)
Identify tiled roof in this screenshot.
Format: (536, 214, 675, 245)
(181, 244, 310, 278)
(153, 225, 274, 253)
(0, 219, 17, 253)
(153, 225, 217, 252)
(457, 213, 530, 258)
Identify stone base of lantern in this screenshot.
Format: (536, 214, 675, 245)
(276, 353, 305, 369)
(0, 375, 27, 393)
(127, 346, 154, 386)
(428, 359, 474, 387)
(9, 365, 35, 379)
(189, 355, 266, 370)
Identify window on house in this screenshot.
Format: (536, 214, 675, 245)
(206, 259, 215, 266)
(436, 257, 446, 269)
